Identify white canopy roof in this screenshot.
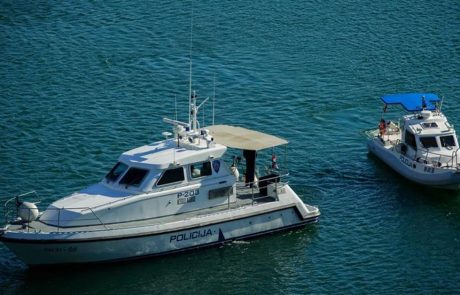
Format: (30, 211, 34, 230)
(206, 125, 288, 151)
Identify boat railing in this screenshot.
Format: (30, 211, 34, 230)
(384, 121, 401, 136)
(388, 139, 460, 168)
(236, 171, 289, 205)
(363, 122, 401, 143)
(452, 148, 460, 168)
(3, 191, 40, 226)
(414, 147, 460, 168)
(37, 207, 110, 232)
(3, 195, 110, 232)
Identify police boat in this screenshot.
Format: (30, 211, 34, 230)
(366, 93, 460, 190)
(0, 91, 320, 266)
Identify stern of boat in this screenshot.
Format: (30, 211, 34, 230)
(281, 184, 320, 222)
(234, 174, 320, 222)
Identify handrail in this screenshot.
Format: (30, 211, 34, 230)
(4, 173, 289, 231)
(57, 208, 61, 233)
(414, 146, 460, 168)
(381, 137, 460, 168)
(364, 124, 401, 142)
(88, 208, 110, 230)
(2, 199, 111, 231)
(452, 148, 460, 167)
(239, 172, 288, 205)
(3, 191, 40, 225)
(3, 196, 18, 225)
(38, 206, 111, 231)
(90, 175, 232, 211)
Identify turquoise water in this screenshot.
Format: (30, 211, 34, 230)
(1, 0, 460, 293)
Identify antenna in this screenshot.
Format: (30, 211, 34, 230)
(189, 92, 209, 132)
(197, 96, 209, 110)
(202, 102, 205, 127)
(173, 140, 176, 163)
(212, 74, 215, 125)
(188, 3, 194, 126)
(191, 90, 197, 131)
(174, 94, 177, 121)
(197, 96, 209, 129)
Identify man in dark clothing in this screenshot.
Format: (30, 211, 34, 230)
(243, 149, 257, 187)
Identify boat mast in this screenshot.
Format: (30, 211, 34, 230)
(212, 74, 215, 126)
(191, 90, 197, 131)
(188, 4, 194, 128)
(174, 94, 177, 121)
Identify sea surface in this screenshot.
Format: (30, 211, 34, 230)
(1, 0, 459, 294)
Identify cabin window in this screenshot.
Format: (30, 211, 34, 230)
(440, 135, 456, 148)
(405, 130, 417, 150)
(119, 167, 149, 187)
(420, 137, 438, 148)
(105, 162, 128, 182)
(190, 162, 212, 178)
(157, 167, 185, 186)
(421, 122, 438, 129)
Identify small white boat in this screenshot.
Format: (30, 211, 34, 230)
(0, 91, 319, 266)
(366, 93, 460, 190)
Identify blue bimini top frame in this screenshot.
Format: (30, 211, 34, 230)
(381, 93, 441, 112)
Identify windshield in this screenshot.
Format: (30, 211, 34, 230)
(420, 137, 438, 148)
(105, 162, 128, 182)
(157, 167, 185, 186)
(405, 130, 417, 150)
(440, 135, 456, 148)
(119, 167, 149, 187)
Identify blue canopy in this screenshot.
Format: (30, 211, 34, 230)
(381, 93, 441, 112)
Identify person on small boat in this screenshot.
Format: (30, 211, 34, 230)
(379, 118, 386, 136)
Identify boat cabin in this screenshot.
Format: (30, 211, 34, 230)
(104, 139, 228, 193)
(401, 110, 458, 162)
(380, 93, 459, 166)
(39, 135, 236, 227)
(38, 124, 289, 228)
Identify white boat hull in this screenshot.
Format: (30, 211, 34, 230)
(367, 138, 460, 190)
(0, 194, 319, 265)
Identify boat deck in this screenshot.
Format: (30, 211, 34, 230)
(6, 181, 281, 234)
